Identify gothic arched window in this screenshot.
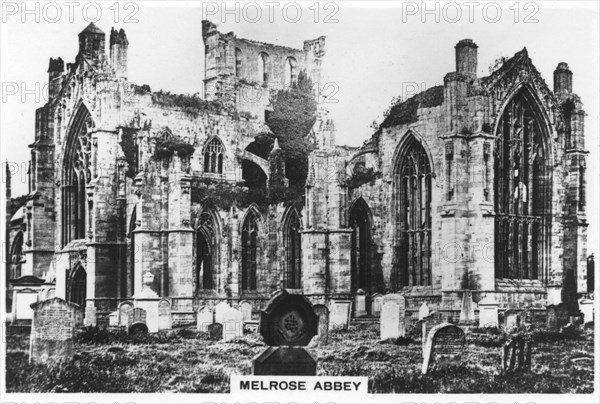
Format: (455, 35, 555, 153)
(241, 210, 259, 291)
(69, 265, 87, 307)
(494, 90, 551, 280)
(284, 57, 297, 87)
(258, 52, 270, 84)
(350, 198, 371, 292)
(9, 231, 24, 279)
(235, 48, 242, 77)
(128, 207, 137, 297)
(283, 209, 302, 289)
(195, 209, 217, 291)
(395, 136, 432, 287)
(203, 137, 224, 174)
(62, 105, 94, 245)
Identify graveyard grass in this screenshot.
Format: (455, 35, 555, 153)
(5, 323, 594, 393)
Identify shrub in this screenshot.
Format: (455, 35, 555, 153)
(153, 135, 195, 160)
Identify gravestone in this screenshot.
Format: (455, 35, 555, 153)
(260, 290, 318, 346)
(223, 308, 244, 341)
(158, 300, 172, 330)
(418, 302, 430, 321)
(128, 307, 148, 335)
(380, 294, 406, 340)
(135, 299, 160, 333)
(555, 303, 569, 329)
(459, 290, 476, 324)
(108, 310, 119, 327)
(546, 303, 568, 331)
(215, 301, 231, 324)
(208, 322, 223, 341)
(502, 335, 532, 373)
(422, 322, 466, 374)
(354, 289, 367, 317)
(118, 301, 134, 327)
(253, 347, 317, 375)
(29, 298, 80, 364)
(84, 305, 97, 327)
(329, 299, 352, 330)
(579, 299, 594, 324)
(14, 289, 38, 321)
(504, 309, 520, 330)
(478, 296, 499, 328)
(255, 290, 318, 375)
(371, 293, 383, 317)
(197, 306, 214, 332)
(314, 304, 330, 346)
(240, 300, 253, 322)
(421, 311, 447, 347)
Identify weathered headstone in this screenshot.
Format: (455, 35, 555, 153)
(422, 311, 447, 346)
(380, 294, 406, 340)
(329, 299, 352, 330)
(371, 293, 383, 317)
(354, 289, 367, 317)
(314, 304, 330, 346)
(502, 335, 532, 373)
(422, 322, 466, 374)
(240, 300, 253, 322)
(255, 290, 318, 375)
(215, 301, 231, 324)
(29, 298, 80, 364)
(555, 303, 569, 329)
(223, 308, 244, 341)
(253, 346, 317, 375)
(579, 299, 594, 324)
(158, 299, 172, 330)
(504, 309, 520, 331)
(14, 289, 38, 321)
(118, 301, 134, 327)
(108, 310, 119, 327)
(84, 305, 97, 327)
(208, 322, 223, 341)
(418, 302, 430, 321)
(197, 305, 214, 332)
(128, 307, 148, 335)
(260, 291, 319, 346)
(459, 290, 475, 324)
(478, 296, 499, 328)
(546, 303, 568, 331)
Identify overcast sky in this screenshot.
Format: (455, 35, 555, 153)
(1, 1, 598, 255)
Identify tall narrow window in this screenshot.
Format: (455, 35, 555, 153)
(62, 105, 93, 245)
(9, 232, 24, 279)
(69, 265, 87, 306)
(235, 48, 242, 77)
(494, 90, 551, 280)
(283, 209, 302, 289)
(258, 53, 269, 84)
(395, 136, 432, 287)
(195, 209, 217, 291)
(578, 164, 586, 212)
(241, 210, 259, 291)
(203, 137, 224, 174)
(350, 198, 371, 292)
(284, 57, 297, 87)
(128, 207, 137, 297)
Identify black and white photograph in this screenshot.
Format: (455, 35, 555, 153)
(0, 1, 598, 402)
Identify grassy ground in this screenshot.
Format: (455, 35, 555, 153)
(4, 323, 595, 393)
